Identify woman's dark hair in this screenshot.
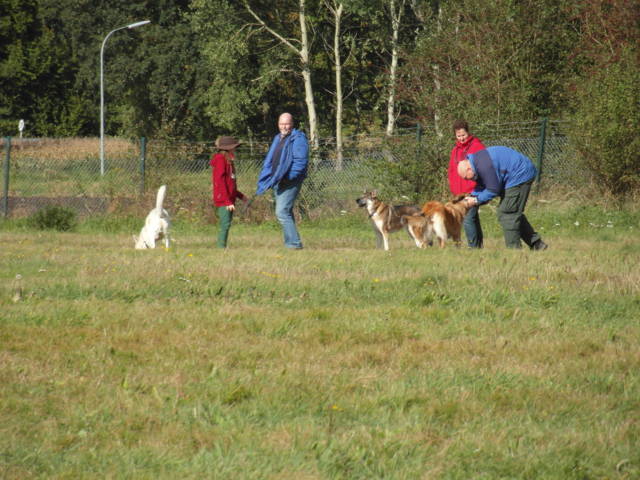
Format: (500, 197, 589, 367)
(452, 119, 469, 133)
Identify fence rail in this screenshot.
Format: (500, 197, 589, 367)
(2, 120, 571, 220)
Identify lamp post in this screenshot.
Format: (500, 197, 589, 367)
(100, 20, 150, 176)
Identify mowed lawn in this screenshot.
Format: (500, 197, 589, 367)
(1, 204, 639, 479)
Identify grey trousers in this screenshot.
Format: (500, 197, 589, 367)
(497, 180, 541, 249)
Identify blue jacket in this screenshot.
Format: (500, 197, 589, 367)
(467, 146, 537, 204)
(256, 128, 309, 195)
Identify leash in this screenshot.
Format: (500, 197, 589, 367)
(239, 194, 258, 218)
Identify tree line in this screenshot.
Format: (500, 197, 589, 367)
(0, 0, 638, 194)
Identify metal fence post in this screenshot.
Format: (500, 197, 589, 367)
(536, 117, 547, 191)
(3, 137, 11, 217)
(139, 136, 146, 195)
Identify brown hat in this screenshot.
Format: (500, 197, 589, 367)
(215, 136, 241, 151)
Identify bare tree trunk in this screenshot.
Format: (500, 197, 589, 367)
(386, 0, 405, 137)
(432, 3, 443, 138)
(326, 1, 344, 170)
(299, 0, 319, 149)
(244, 0, 319, 149)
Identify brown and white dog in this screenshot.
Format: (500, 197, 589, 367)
(356, 191, 421, 250)
(403, 194, 471, 248)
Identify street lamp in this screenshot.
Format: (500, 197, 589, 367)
(100, 20, 151, 176)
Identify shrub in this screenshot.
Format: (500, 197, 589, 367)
(366, 134, 450, 203)
(28, 205, 78, 231)
(568, 47, 640, 196)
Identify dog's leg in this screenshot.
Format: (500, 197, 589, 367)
(382, 231, 390, 251)
(432, 216, 448, 249)
(373, 223, 384, 249)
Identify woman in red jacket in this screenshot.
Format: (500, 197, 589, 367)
(447, 120, 486, 248)
(211, 136, 246, 248)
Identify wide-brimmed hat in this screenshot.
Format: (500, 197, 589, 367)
(215, 136, 241, 151)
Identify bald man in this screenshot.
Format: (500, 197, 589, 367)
(256, 113, 309, 249)
(457, 146, 547, 250)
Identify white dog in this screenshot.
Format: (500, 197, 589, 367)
(134, 185, 171, 249)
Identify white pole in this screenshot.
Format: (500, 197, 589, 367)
(100, 20, 150, 176)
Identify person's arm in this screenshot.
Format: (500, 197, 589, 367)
(472, 153, 501, 204)
(213, 155, 232, 206)
(256, 138, 278, 194)
(287, 132, 309, 181)
(447, 147, 458, 194)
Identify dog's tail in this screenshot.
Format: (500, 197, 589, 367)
(155, 185, 166, 213)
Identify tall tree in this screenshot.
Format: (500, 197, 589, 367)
(384, 0, 406, 136)
(397, 0, 577, 133)
(0, 0, 84, 136)
(323, 0, 346, 167)
(243, 0, 320, 149)
(567, 0, 640, 195)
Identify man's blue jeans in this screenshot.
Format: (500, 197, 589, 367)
(274, 177, 304, 249)
(463, 205, 483, 248)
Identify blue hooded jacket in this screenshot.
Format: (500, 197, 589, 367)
(466, 146, 537, 204)
(256, 128, 309, 195)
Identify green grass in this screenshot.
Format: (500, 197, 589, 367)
(1, 202, 639, 479)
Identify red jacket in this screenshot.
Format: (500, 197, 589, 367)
(211, 152, 245, 207)
(448, 135, 486, 195)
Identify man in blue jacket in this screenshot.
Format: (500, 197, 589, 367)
(256, 113, 309, 249)
(457, 146, 548, 250)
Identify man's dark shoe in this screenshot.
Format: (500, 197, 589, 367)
(531, 239, 548, 251)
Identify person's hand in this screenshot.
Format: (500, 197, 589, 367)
(465, 196, 478, 207)
(226, 204, 235, 212)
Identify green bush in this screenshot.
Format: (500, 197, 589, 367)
(366, 134, 449, 203)
(568, 47, 640, 196)
(28, 205, 78, 231)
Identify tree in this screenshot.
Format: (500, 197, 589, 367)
(567, 0, 640, 195)
(323, 0, 347, 168)
(0, 0, 84, 136)
(396, 0, 577, 133)
(384, 0, 406, 136)
(243, 0, 320, 149)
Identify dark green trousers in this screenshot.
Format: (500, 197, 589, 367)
(216, 206, 233, 248)
(497, 180, 541, 249)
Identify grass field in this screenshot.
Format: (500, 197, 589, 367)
(1, 201, 639, 479)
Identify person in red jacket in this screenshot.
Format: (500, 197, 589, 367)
(447, 120, 486, 248)
(211, 136, 247, 248)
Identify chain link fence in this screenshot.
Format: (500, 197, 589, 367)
(1, 119, 570, 220)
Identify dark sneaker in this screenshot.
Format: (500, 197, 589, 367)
(531, 240, 548, 251)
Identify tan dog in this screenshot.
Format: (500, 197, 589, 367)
(401, 213, 435, 248)
(356, 191, 421, 250)
(403, 194, 471, 248)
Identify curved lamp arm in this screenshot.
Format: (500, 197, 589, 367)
(100, 20, 151, 176)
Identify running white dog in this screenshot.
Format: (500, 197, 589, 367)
(134, 185, 171, 249)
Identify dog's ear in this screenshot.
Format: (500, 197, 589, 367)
(371, 189, 378, 197)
